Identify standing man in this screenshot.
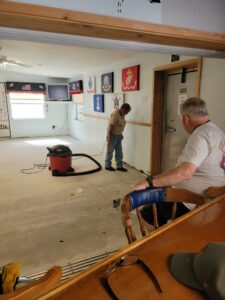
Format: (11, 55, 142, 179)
(105, 103, 131, 172)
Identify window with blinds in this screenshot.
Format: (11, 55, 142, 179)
(9, 92, 45, 119)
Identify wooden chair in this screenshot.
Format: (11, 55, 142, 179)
(121, 186, 225, 244)
(206, 186, 225, 198)
(0, 266, 62, 300)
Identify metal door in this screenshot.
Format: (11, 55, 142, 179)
(0, 82, 11, 138)
(161, 69, 197, 172)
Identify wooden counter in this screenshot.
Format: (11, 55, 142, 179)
(38, 195, 225, 300)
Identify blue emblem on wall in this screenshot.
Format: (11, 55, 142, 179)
(94, 94, 104, 112)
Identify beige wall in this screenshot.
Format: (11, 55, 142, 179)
(200, 58, 225, 131)
(68, 54, 225, 173)
(68, 52, 170, 173)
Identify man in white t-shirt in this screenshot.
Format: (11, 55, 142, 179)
(130, 97, 225, 228)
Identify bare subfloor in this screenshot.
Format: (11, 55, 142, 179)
(0, 136, 145, 276)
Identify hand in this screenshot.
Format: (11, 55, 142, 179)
(130, 179, 149, 191)
(107, 138, 112, 147)
(106, 135, 112, 145)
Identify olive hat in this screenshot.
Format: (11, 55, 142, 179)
(170, 242, 225, 300)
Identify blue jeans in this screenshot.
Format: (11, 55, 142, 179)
(105, 134, 123, 168)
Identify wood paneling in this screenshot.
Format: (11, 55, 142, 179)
(84, 114, 151, 127)
(153, 58, 202, 73)
(38, 196, 225, 300)
(151, 71, 165, 175)
(84, 114, 108, 121)
(0, 1, 225, 51)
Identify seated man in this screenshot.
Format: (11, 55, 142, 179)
(130, 97, 225, 231)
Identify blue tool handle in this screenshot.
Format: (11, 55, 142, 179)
(130, 188, 166, 210)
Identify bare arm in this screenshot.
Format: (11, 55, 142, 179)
(107, 124, 113, 137)
(107, 124, 114, 145)
(130, 162, 197, 191)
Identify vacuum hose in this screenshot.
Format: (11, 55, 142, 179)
(52, 153, 102, 176)
(72, 153, 102, 175)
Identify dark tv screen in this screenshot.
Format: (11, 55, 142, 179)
(48, 85, 69, 100)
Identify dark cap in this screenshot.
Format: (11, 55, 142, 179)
(170, 242, 225, 300)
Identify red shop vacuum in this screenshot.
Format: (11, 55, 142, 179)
(47, 145, 102, 176)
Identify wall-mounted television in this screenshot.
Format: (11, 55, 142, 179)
(47, 84, 70, 101)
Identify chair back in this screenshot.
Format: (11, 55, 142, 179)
(121, 186, 225, 244)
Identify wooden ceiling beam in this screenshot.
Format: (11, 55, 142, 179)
(0, 1, 225, 51)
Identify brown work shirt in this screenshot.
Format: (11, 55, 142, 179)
(108, 110, 126, 135)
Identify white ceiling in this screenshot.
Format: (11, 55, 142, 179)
(0, 27, 225, 79)
(0, 39, 137, 79)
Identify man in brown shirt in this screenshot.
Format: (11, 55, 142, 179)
(105, 103, 131, 172)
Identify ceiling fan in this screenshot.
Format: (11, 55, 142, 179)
(0, 54, 31, 68)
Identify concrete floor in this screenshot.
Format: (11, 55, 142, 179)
(0, 136, 145, 277)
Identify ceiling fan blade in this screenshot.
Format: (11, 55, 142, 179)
(5, 59, 31, 68)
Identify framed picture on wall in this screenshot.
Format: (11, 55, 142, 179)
(87, 75, 96, 93)
(94, 94, 104, 112)
(101, 72, 114, 93)
(111, 93, 124, 111)
(69, 80, 83, 94)
(122, 64, 140, 92)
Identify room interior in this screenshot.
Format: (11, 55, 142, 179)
(0, 1, 225, 290)
(1, 29, 225, 280)
(0, 30, 171, 277)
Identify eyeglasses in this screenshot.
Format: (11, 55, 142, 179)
(102, 254, 162, 299)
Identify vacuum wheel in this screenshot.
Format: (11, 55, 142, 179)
(67, 167, 75, 174)
(51, 168, 75, 176)
(52, 170, 60, 176)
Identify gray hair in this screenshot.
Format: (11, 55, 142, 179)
(180, 97, 208, 117)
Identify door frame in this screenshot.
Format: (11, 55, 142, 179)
(151, 57, 202, 175)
